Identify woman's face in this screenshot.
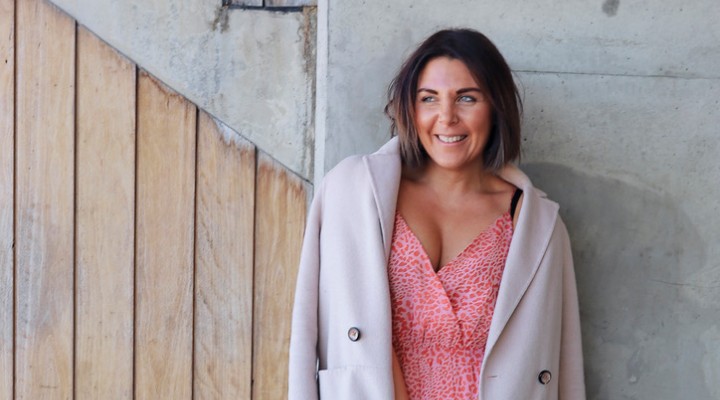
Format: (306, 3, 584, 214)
(414, 57, 492, 172)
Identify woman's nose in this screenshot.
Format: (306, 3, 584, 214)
(438, 103, 458, 125)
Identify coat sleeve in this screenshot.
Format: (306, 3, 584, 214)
(557, 219, 587, 399)
(288, 181, 325, 400)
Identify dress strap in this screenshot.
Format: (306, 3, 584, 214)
(510, 188, 523, 219)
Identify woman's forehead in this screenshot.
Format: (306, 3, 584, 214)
(417, 57, 481, 90)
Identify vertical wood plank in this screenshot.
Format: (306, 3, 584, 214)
(135, 71, 196, 400)
(15, 0, 75, 398)
(194, 113, 255, 399)
(0, 0, 14, 398)
(75, 27, 135, 400)
(252, 153, 308, 400)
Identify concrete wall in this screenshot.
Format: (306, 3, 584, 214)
(49, 0, 316, 180)
(319, 0, 720, 399)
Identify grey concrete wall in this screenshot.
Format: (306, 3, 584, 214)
(49, 0, 316, 180)
(320, 0, 720, 399)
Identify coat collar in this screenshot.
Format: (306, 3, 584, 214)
(363, 137, 560, 357)
(363, 137, 402, 259)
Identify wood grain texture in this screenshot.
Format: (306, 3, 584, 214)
(0, 0, 14, 397)
(194, 112, 255, 399)
(75, 27, 135, 400)
(14, 0, 76, 398)
(135, 71, 196, 400)
(252, 153, 309, 400)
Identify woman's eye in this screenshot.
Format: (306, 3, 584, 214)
(420, 96, 436, 103)
(458, 95, 476, 103)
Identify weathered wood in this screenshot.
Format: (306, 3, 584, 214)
(194, 112, 255, 399)
(252, 153, 308, 400)
(75, 27, 135, 399)
(0, 0, 14, 397)
(14, 0, 75, 398)
(135, 71, 196, 400)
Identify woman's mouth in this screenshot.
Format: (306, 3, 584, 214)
(436, 135, 467, 143)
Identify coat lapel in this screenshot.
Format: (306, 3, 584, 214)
(483, 165, 560, 359)
(363, 138, 402, 260)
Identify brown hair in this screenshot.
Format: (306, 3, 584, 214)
(385, 28, 522, 171)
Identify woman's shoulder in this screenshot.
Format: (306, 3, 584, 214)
(321, 138, 401, 186)
(321, 154, 368, 186)
(499, 165, 559, 206)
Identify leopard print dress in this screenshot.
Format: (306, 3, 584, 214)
(388, 212, 513, 400)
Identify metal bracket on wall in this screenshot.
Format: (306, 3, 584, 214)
(224, 0, 316, 11)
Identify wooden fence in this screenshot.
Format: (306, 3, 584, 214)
(0, 0, 309, 398)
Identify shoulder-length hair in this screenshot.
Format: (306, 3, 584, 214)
(385, 28, 522, 171)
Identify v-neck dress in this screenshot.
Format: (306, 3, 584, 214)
(388, 212, 514, 400)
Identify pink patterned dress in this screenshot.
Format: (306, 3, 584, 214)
(388, 212, 514, 400)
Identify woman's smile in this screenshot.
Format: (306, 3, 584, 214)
(435, 134, 467, 144)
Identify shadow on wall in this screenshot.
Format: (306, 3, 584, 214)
(523, 163, 717, 400)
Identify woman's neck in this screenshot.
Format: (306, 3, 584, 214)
(403, 160, 502, 197)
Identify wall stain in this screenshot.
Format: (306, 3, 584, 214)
(300, 6, 317, 179)
(626, 348, 643, 384)
(211, 5, 230, 33)
(602, 0, 620, 16)
(523, 162, 714, 399)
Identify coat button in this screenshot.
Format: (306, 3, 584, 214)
(538, 370, 552, 385)
(347, 327, 361, 342)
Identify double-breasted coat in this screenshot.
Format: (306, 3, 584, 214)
(288, 138, 586, 399)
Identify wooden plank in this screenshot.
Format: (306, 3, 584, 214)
(14, 0, 75, 398)
(252, 153, 308, 400)
(0, 0, 14, 397)
(75, 27, 135, 400)
(194, 113, 255, 399)
(135, 71, 196, 400)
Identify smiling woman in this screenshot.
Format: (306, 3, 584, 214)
(289, 28, 586, 400)
(413, 57, 493, 173)
(385, 29, 521, 173)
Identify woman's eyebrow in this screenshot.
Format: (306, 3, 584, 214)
(456, 87, 483, 94)
(416, 87, 483, 94)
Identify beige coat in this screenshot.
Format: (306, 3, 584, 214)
(288, 138, 586, 399)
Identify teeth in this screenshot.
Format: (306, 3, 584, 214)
(437, 135, 465, 143)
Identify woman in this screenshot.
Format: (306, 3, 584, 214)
(289, 28, 585, 399)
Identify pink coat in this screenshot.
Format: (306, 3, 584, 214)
(289, 138, 586, 399)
